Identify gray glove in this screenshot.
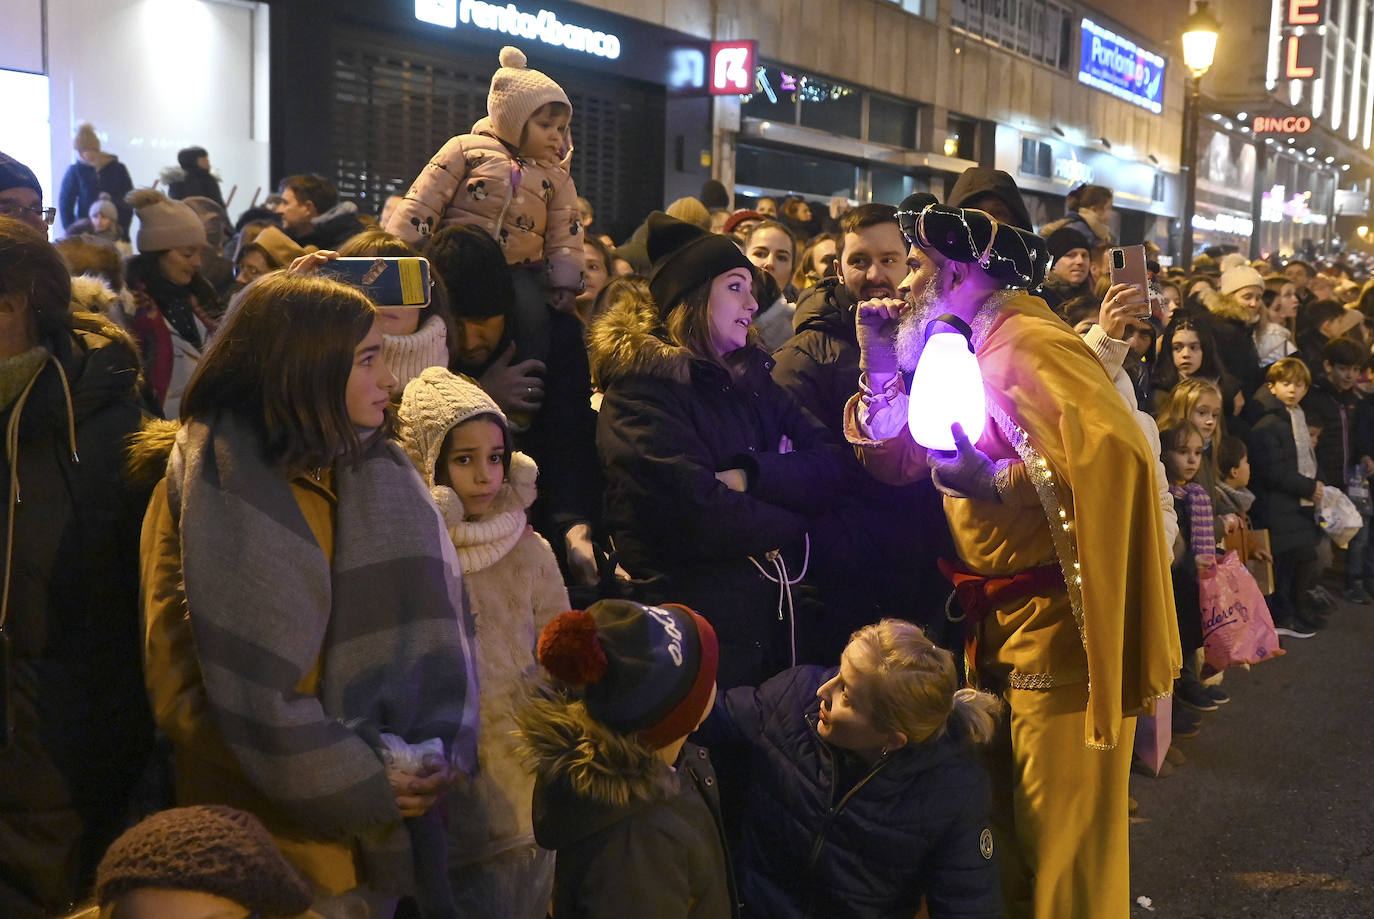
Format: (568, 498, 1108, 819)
(929, 423, 1002, 503)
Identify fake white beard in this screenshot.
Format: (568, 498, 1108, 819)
(895, 264, 952, 372)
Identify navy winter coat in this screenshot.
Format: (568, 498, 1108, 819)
(58, 157, 134, 233)
(700, 666, 1003, 919)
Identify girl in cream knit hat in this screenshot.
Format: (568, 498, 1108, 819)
(398, 366, 568, 918)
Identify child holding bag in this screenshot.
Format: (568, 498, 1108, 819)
(1160, 422, 1222, 720)
(398, 367, 569, 919)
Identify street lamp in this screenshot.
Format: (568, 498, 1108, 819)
(1179, 1, 1221, 272)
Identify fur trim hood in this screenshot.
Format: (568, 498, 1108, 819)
(70, 274, 137, 319)
(517, 691, 676, 813)
(126, 417, 181, 491)
(587, 285, 692, 387)
(1201, 287, 1253, 323)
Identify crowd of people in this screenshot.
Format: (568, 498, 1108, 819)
(1, 40, 1371, 919)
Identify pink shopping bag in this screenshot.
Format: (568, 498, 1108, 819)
(1133, 695, 1171, 776)
(1199, 551, 1285, 672)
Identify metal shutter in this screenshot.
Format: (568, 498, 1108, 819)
(331, 28, 665, 240)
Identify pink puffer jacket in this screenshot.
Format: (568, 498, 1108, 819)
(387, 119, 584, 291)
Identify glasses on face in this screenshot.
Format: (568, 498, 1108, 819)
(0, 203, 57, 226)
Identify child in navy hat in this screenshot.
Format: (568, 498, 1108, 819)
(517, 599, 737, 918)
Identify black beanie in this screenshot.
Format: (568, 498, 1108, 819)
(96, 806, 314, 917)
(911, 203, 1049, 290)
(700, 179, 730, 210)
(425, 224, 516, 319)
(0, 151, 42, 197)
(1046, 226, 1091, 261)
(645, 211, 754, 313)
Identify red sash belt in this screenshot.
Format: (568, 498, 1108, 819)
(937, 558, 1066, 624)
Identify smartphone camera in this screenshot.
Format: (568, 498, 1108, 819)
(1112, 249, 1126, 271)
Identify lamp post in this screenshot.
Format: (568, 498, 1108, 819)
(1179, 1, 1221, 272)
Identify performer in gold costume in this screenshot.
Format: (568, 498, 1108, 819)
(844, 198, 1180, 919)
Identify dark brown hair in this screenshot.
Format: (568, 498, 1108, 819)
(664, 266, 760, 377)
(0, 216, 72, 354)
(1075, 184, 1113, 210)
(278, 174, 338, 214)
(840, 203, 898, 235)
(180, 273, 380, 469)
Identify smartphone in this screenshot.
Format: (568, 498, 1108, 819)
(1108, 245, 1155, 319)
(325, 256, 432, 308)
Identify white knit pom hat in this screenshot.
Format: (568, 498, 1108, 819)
(399, 366, 510, 488)
(487, 46, 572, 148)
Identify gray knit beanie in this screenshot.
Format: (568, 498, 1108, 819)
(487, 46, 572, 147)
(127, 188, 207, 252)
(95, 805, 314, 917)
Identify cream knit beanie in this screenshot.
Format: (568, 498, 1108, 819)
(1219, 265, 1265, 296)
(399, 366, 509, 488)
(487, 46, 572, 148)
(127, 188, 207, 253)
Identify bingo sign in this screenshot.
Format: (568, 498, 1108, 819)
(710, 41, 756, 95)
(1077, 18, 1165, 114)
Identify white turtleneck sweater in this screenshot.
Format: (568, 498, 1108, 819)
(383, 314, 449, 393)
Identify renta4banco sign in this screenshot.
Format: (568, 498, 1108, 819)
(416, 0, 622, 59)
(1076, 18, 1165, 115)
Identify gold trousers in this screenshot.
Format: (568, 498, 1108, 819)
(983, 683, 1135, 919)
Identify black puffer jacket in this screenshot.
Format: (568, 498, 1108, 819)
(770, 279, 960, 644)
(700, 666, 1002, 919)
(1301, 375, 1359, 486)
(164, 147, 225, 206)
(0, 315, 155, 918)
(1247, 387, 1321, 555)
(771, 278, 858, 437)
(591, 290, 855, 687)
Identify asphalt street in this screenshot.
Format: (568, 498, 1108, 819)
(1128, 584, 1374, 918)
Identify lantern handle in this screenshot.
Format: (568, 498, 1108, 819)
(924, 313, 975, 354)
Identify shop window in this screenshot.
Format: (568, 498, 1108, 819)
(879, 0, 936, 18)
(797, 74, 863, 139)
(742, 65, 798, 125)
(1152, 173, 1167, 202)
(735, 144, 858, 199)
(951, 0, 1071, 71)
(1020, 137, 1052, 177)
(869, 95, 918, 149)
(872, 167, 919, 206)
(946, 115, 977, 160)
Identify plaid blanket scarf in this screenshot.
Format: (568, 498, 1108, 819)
(166, 413, 479, 902)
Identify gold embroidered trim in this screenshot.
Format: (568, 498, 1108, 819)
(1007, 672, 1056, 690)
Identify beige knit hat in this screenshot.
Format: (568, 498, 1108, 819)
(127, 188, 207, 253)
(1219, 265, 1265, 296)
(399, 366, 509, 488)
(665, 196, 710, 230)
(487, 46, 572, 147)
(73, 122, 101, 154)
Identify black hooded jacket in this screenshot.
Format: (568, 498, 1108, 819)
(165, 147, 225, 206)
(946, 167, 1034, 231)
(772, 278, 859, 436)
(0, 315, 155, 917)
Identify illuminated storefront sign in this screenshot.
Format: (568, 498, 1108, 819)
(1191, 212, 1255, 236)
(415, 0, 623, 59)
(710, 41, 756, 95)
(1253, 114, 1313, 133)
(1278, 0, 1324, 80)
(1076, 18, 1165, 114)
(1053, 156, 1094, 185)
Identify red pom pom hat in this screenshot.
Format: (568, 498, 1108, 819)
(538, 600, 719, 750)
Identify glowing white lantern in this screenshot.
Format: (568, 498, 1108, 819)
(907, 314, 986, 451)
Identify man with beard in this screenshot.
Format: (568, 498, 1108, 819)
(1039, 226, 1093, 315)
(773, 202, 911, 435)
(843, 201, 1180, 919)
